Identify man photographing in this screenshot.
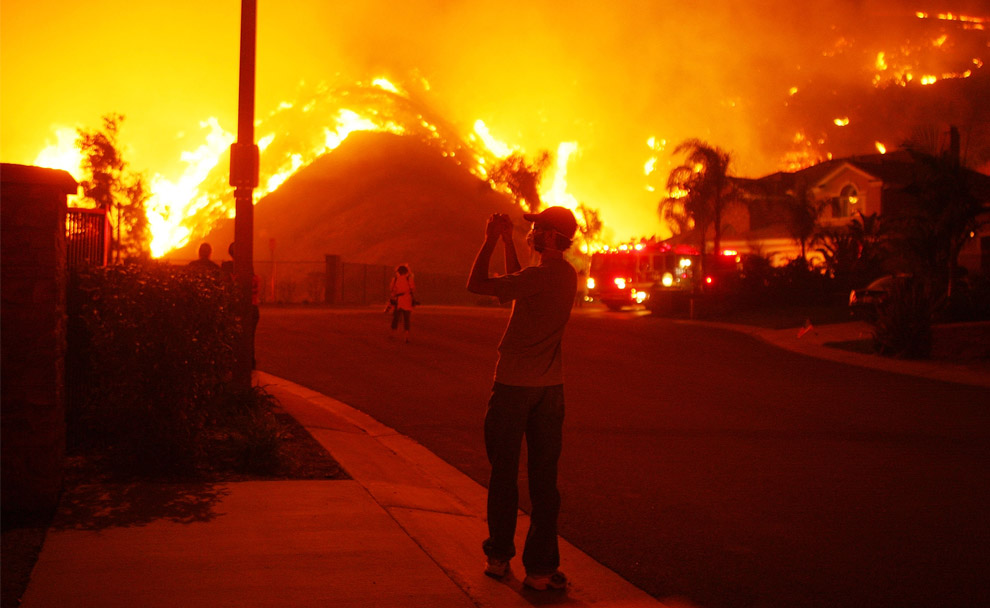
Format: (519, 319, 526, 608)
(467, 206, 578, 591)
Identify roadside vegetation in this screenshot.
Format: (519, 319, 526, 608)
(66, 262, 345, 480)
(55, 114, 343, 479)
(3, 263, 346, 608)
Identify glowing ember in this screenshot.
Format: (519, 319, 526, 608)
(917, 12, 988, 31)
(372, 78, 402, 94)
(866, 9, 986, 91)
(644, 157, 657, 177)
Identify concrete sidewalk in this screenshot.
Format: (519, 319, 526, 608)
(21, 371, 663, 608)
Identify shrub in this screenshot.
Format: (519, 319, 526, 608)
(67, 262, 243, 474)
(771, 258, 831, 305)
(941, 274, 990, 322)
(731, 254, 841, 311)
(212, 385, 284, 475)
(871, 278, 938, 359)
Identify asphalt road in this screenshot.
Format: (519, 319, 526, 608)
(255, 305, 990, 608)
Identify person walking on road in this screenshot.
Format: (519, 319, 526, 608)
(389, 264, 416, 343)
(467, 206, 578, 591)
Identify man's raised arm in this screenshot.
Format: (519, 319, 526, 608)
(467, 214, 505, 296)
(501, 216, 521, 275)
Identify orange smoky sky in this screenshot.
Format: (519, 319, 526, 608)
(3, 0, 988, 245)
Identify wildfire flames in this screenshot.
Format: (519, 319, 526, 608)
(37, 77, 587, 257)
(20, 3, 990, 255)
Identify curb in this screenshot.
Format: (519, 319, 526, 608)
(679, 320, 990, 388)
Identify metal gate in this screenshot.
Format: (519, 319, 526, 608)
(66, 207, 110, 267)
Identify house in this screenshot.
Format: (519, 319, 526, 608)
(714, 145, 990, 275)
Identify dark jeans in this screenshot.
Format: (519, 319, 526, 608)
(391, 308, 410, 331)
(482, 382, 564, 575)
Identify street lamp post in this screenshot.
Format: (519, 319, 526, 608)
(230, 0, 259, 390)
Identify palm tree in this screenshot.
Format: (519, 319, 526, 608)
(895, 129, 989, 299)
(575, 203, 604, 253)
(814, 208, 892, 293)
(846, 211, 887, 279)
(659, 139, 733, 259)
(782, 178, 833, 266)
(886, 126, 990, 298)
(814, 224, 859, 287)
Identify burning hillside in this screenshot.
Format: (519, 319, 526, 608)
(764, 8, 990, 171)
(142, 77, 588, 258)
(166, 130, 521, 276)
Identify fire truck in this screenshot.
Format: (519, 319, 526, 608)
(586, 242, 703, 311)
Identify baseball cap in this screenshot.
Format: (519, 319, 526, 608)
(522, 206, 578, 239)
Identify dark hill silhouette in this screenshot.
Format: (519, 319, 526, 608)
(168, 131, 522, 276)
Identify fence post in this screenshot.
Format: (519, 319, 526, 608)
(325, 255, 343, 305)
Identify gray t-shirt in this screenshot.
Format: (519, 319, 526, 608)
(491, 257, 577, 386)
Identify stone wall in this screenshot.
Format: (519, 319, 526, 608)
(1, 163, 77, 518)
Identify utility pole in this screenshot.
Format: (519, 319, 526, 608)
(230, 0, 259, 390)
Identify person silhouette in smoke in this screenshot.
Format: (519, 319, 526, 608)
(467, 206, 578, 591)
(187, 242, 220, 275)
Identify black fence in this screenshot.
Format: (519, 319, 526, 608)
(322, 255, 479, 307)
(66, 207, 109, 267)
(169, 255, 481, 307)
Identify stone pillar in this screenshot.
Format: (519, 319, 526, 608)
(1, 163, 78, 519)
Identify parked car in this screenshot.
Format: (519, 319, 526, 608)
(848, 275, 907, 319)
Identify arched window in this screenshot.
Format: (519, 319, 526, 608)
(839, 184, 859, 216)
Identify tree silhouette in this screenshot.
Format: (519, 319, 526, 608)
(575, 203, 604, 253)
(659, 139, 734, 271)
(77, 114, 150, 262)
(895, 145, 988, 298)
(783, 178, 832, 265)
(488, 151, 551, 212)
(814, 212, 887, 290)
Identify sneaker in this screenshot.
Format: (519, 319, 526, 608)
(484, 558, 509, 579)
(523, 571, 567, 591)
